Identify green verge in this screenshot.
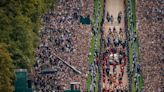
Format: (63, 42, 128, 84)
(139, 75, 144, 90)
(131, 0, 136, 32)
(95, 0, 104, 91)
(88, 34, 95, 64)
(86, 0, 99, 91)
(129, 42, 133, 70)
(127, 0, 144, 91)
(86, 0, 104, 91)
(97, 0, 104, 49)
(132, 76, 135, 92)
(132, 0, 144, 91)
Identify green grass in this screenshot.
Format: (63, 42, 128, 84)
(88, 34, 95, 64)
(129, 42, 133, 70)
(87, 33, 94, 91)
(97, 0, 104, 49)
(86, 74, 92, 91)
(86, 0, 103, 91)
(95, 0, 104, 91)
(93, 0, 99, 23)
(126, 0, 144, 91)
(131, 0, 136, 32)
(139, 75, 144, 91)
(132, 76, 136, 92)
(95, 70, 99, 92)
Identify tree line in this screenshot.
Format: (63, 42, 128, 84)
(0, 0, 55, 91)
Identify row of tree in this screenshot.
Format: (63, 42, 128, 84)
(0, 0, 55, 91)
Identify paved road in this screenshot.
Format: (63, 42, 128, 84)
(101, 0, 128, 91)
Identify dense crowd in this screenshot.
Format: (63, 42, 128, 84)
(30, 0, 164, 91)
(32, 0, 94, 91)
(101, 4, 128, 91)
(136, 0, 163, 92)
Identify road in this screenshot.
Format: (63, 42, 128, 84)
(100, 0, 128, 91)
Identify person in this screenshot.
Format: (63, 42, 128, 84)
(111, 15, 114, 24)
(118, 74, 123, 85)
(119, 28, 122, 34)
(103, 77, 106, 83)
(113, 27, 116, 33)
(107, 36, 110, 47)
(117, 12, 122, 24)
(120, 66, 124, 76)
(106, 67, 110, 76)
(114, 38, 119, 47)
(106, 12, 110, 22)
(103, 88, 106, 92)
(108, 27, 111, 34)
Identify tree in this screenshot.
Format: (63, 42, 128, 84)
(0, 43, 14, 92)
(0, 0, 55, 91)
(0, 0, 56, 69)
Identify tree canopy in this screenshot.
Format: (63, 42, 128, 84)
(0, 43, 14, 92)
(0, 0, 55, 91)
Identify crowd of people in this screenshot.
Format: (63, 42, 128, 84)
(30, 0, 163, 91)
(136, 0, 163, 92)
(32, 0, 94, 91)
(101, 2, 128, 91)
